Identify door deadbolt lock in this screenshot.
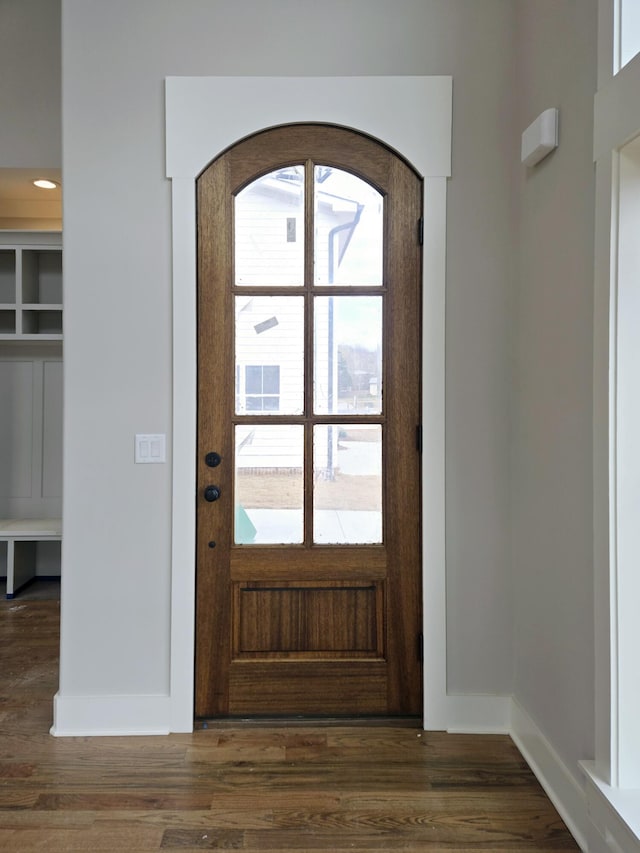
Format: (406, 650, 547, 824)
(205, 452, 221, 468)
(204, 485, 221, 502)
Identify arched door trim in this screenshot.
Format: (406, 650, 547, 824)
(165, 75, 451, 732)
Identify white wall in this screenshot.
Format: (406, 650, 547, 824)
(59, 0, 515, 706)
(512, 0, 597, 780)
(0, 0, 61, 168)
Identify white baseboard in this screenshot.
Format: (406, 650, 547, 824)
(510, 698, 589, 851)
(444, 693, 511, 733)
(580, 761, 640, 853)
(51, 691, 171, 736)
(51, 690, 511, 737)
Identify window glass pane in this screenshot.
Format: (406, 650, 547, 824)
(314, 296, 382, 414)
(313, 424, 382, 544)
(245, 365, 263, 395)
(314, 166, 383, 286)
(236, 296, 304, 415)
(235, 166, 304, 286)
(235, 425, 304, 544)
(262, 365, 280, 394)
(245, 366, 280, 412)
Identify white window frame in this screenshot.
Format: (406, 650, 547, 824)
(583, 6, 640, 849)
(244, 364, 280, 413)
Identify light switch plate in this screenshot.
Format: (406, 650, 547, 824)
(135, 433, 166, 463)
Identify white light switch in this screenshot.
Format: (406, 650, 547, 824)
(135, 434, 166, 463)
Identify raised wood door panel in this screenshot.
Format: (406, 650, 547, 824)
(196, 124, 422, 718)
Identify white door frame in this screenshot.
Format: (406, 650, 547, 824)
(165, 76, 452, 731)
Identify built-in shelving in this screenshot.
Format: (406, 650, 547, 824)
(0, 233, 62, 341)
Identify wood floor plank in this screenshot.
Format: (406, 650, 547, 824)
(34, 793, 218, 811)
(0, 825, 165, 851)
(0, 595, 580, 851)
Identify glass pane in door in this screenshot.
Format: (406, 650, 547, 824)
(235, 425, 304, 544)
(313, 424, 382, 544)
(314, 166, 383, 286)
(235, 166, 304, 286)
(235, 295, 304, 415)
(314, 296, 382, 414)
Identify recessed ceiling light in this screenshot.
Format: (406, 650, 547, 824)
(32, 179, 59, 190)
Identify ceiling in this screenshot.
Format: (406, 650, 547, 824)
(0, 167, 62, 231)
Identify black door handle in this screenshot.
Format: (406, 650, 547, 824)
(204, 485, 221, 502)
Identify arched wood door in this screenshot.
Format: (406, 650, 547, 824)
(196, 124, 423, 718)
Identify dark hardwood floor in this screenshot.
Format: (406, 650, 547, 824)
(0, 594, 580, 851)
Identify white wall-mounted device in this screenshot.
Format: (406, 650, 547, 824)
(521, 108, 559, 168)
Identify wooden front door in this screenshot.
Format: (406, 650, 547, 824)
(195, 124, 422, 718)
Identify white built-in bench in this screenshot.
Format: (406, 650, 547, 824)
(0, 519, 62, 599)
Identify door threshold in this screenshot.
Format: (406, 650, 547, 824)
(195, 716, 422, 730)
